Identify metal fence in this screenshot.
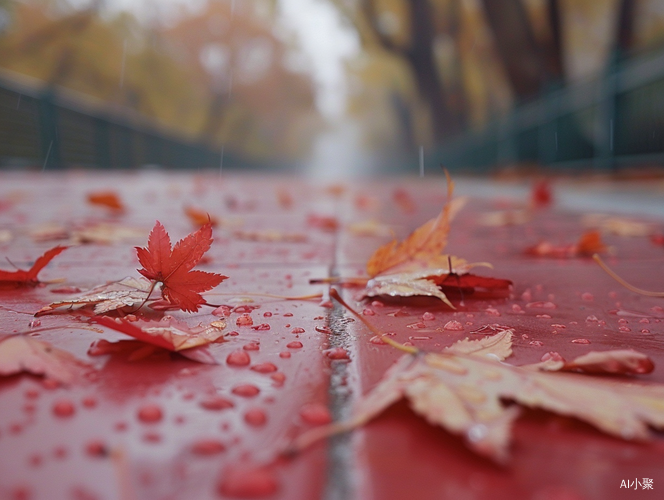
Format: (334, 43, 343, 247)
(0, 69, 241, 170)
(436, 47, 664, 173)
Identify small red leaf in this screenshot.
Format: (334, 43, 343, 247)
(0, 246, 67, 285)
(136, 221, 227, 312)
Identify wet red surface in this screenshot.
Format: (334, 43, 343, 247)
(1, 172, 663, 499)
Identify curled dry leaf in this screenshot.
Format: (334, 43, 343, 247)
(35, 277, 153, 316)
(367, 176, 455, 277)
(526, 349, 654, 375)
(525, 230, 606, 258)
(294, 332, 664, 463)
(72, 224, 146, 245)
(0, 334, 86, 383)
(92, 316, 227, 364)
(0, 246, 67, 286)
(136, 221, 227, 312)
(582, 213, 656, 237)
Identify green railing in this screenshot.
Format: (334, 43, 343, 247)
(0, 69, 242, 170)
(436, 47, 664, 173)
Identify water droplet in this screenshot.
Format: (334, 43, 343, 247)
(521, 334, 530, 340)
(236, 314, 253, 326)
(362, 308, 375, 316)
(286, 341, 303, 349)
(142, 432, 161, 443)
(300, 403, 332, 425)
(137, 404, 162, 423)
(200, 396, 234, 411)
(283, 312, 293, 317)
(227, 350, 251, 367)
(467, 424, 488, 443)
(227, 331, 239, 337)
(639, 318, 650, 324)
(406, 321, 426, 329)
(24, 389, 39, 399)
(233, 305, 260, 314)
(53, 446, 68, 460)
(619, 326, 631, 332)
(409, 335, 432, 341)
(536, 314, 552, 319)
(82, 396, 97, 409)
(618, 318, 628, 325)
(521, 289, 532, 301)
(270, 372, 286, 385)
(28, 319, 41, 328)
(422, 312, 435, 321)
(52, 400, 75, 418)
(541, 351, 563, 362)
(550, 324, 566, 329)
(217, 465, 279, 498)
(291, 327, 305, 334)
(315, 326, 332, 334)
(232, 384, 260, 397)
(324, 347, 349, 360)
(641, 329, 651, 333)
(243, 342, 260, 351)
(369, 335, 386, 345)
(529, 340, 544, 347)
(526, 301, 556, 309)
(251, 363, 277, 374)
(28, 454, 42, 467)
(443, 320, 463, 331)
(263, 312, 272, 318)
(251, 323, 270, 331)
(212, 305, 231, 317)
(581, 292, 594, 301)
(571, 338, 591, 344)
(85, 440, 108, 457)
(485, 307, 501, 316)
(511, 304, 524, 313)
(279, 351, 291, 358)
(244, 408, 267, 426)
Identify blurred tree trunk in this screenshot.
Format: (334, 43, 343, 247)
(362, 0, 465, 142)
(615, 0, 637, 56)
(481, 0, 563, 100)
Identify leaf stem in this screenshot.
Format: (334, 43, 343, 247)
(593, 254, 664, 297)
(329, 288, 417, 354)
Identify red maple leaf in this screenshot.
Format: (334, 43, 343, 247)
(136, 221, 226, 312)
(0, 246, 67, 285)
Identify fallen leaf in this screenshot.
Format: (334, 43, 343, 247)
(362, 261, 511, 307)
(136, 221, 227, 312)
(392, 188, 416, 214)
(347, 220, 392, 237)
(0, 246, 67, 285)
(526, 349, 654, 375)
(0, 334, 86, 383)
(367, 174, 455, 276)
(307, 332, 664, 463)
(35, 277, 153, 316)
(478, 210, 531, 227)
(582, 214, 656, 237)
(531, 180, 553, 208)
(525, 230, 606, 258)
(185, 206, 218, 227)
(87, 191, 125, 212)
(92, 316, 226, 363)
(30, 223, 69, 242)
(307, 214, 339, 232)
(233, 230, 307, 243)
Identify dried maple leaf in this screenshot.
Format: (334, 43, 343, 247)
(92, 316, 226, 363)
(362, 259, 511, 307)
(0, 246, 67, 285)
(0, 334, 85, 383)
(35, 277, 153, 316)
(72, 223, 146, 245)
(185, 206, 218, 227)
(367, 174, 455, 277)
(294, 331, 664, 463)
(525, 230, 606, 258)
(87, 191, 125, 212)
(136, 221, 227, 312)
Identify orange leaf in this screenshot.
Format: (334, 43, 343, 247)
(0, 246, 67, 285)
(525, 231, 606, 258)
(87, 191, 125, 212)
(185, 206, 218, 227)
(367, 174, 455, 276)
(136, 221, 227, 312)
